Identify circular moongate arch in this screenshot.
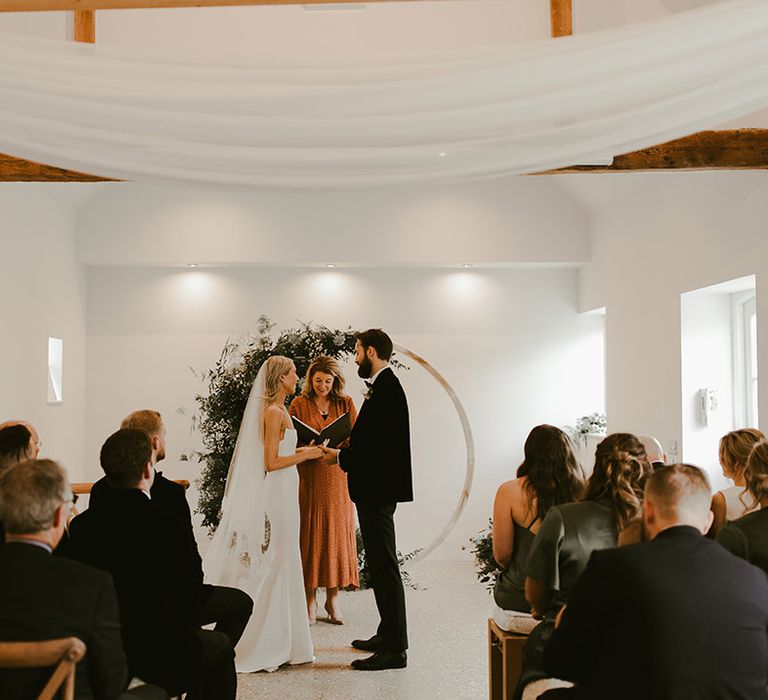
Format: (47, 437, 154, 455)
(394, 344, 475, 562)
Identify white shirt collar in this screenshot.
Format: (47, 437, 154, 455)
(368, 365, 390, 385)
(141, 489, 152, 500)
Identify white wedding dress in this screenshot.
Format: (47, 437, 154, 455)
(233, 428, 313, 672)
(202, 365, 313, 672)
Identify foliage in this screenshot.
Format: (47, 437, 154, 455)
(566, 411, 607, 446)
(193, 316, 358, 531)
(356, 527, 422, 591)
(463, 519, 500, 592)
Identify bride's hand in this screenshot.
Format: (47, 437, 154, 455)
(298, 446, 323, 461)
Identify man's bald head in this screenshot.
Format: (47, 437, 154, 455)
(643, 464, 712, 539)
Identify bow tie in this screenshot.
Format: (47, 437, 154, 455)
(364, 380, 374, 388)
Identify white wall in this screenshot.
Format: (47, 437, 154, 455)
(579, 170, 768, 486)
(85, 265, 605, 560)
(680, 290, 733, 488)
(76, 179, 589, 267)
(0, 186, 88, 480)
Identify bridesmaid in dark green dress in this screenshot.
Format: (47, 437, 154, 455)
(515, 433, 653, 699)
(492, 425, 584, 613)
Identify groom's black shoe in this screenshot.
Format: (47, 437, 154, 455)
(351, 636, 383, 652)
(351, 651, 407, 671)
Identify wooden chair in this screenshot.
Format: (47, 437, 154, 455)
(488, 618, 528, 700)
(0, 637, 86, 700)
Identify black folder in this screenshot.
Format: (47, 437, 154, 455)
(292, 412, 351, 448)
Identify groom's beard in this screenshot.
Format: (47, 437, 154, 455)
(357, 356, 373, 379)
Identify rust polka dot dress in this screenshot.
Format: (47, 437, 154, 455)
(289, 394, 359, 590)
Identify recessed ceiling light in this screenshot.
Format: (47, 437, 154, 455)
(462, 264, 473, 268)
(187, 264, 199, 268)
(326, 264, 337, 268)
(438, 152, 447, 158)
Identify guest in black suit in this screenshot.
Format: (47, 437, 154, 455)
(322, 328, 413, 671)
(90, 410, 252, 649)
(541, 464, 768, 700)
(0, 458, 165, 700)
(64, 429, 241, 700)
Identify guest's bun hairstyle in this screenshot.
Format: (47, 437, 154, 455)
(719, 428, 765, 477)
(585, 433, 653, 529)
(516, 425, 584, 520)
(645, 464, 711, 521)
(744, 438, 768, 508)
(0, 424, 34, 472)
(355, 329, 393, 362)
(302, 355, 346, 401)
(262, 355, 294, 404)
(121, 409, 163, 438)
(100, 428, 153, 489)
(0, 459, 72, 535)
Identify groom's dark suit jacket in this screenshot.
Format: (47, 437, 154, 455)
(0, 541, 128, 700)
(63, 489, 200, 691)
(544, 526, 768, 700)
(339, 367, 413, 504)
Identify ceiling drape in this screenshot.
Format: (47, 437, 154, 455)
(1, 0, 768, 187)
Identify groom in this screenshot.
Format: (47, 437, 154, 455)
(323, 328, 413, 671)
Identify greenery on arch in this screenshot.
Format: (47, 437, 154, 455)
(193, 316, 359, 531)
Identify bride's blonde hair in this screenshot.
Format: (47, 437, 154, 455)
(262, 355, 294, 404)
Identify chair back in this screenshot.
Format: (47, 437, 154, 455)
(0, 637, 86, 700)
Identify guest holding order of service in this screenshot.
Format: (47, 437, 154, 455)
(289, 355, 359, 625)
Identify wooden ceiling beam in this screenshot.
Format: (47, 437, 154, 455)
(0, 154, 114, 182)
(1, 130, 767, 182)
(1, 0, 418, 10)
(542, 129, 768, 174)
(74, 9, 96, 42)
(550, 0, 572, 38)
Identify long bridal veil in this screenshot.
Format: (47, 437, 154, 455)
(203, 364, 268, 587)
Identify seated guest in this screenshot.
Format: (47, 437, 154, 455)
(718, 438, 768, 576)
(90, 410, 252, 650)
(0, 424, 37, 473)
(516, 433, 652, 698)
(64, 429, 241, 700)
(493, 425, 584, 614)
(0, 459, 165, 700)
(710, 428, 764, 535)
(542, 465, 768, 700)
(90, 410, 185, 518)
(0, 424, 39, 546)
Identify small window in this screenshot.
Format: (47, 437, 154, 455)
(48, 337, 63, 404)
(744, 295, 758, 427)
(732, 292, 758, 428)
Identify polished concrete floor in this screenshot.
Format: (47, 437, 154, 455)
(236, 561, 489, 699)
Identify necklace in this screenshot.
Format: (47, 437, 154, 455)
(313, 399, 330, 419)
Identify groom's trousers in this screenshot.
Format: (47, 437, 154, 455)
(357, 502, 408, 652)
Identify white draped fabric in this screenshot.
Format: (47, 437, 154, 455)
(1, 0, 768, 187)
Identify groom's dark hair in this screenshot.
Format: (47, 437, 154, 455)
(100, 428, 152, 489)
(355, 328, 393, 362)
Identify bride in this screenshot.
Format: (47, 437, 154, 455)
(203, 355, 323, 672)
